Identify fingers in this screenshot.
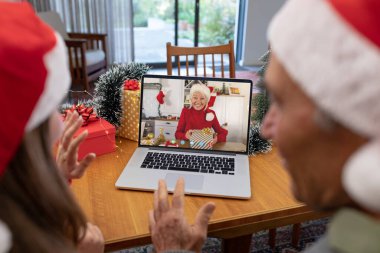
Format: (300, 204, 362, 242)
(158, 180, 169, 213)
(61, 110, 76, 138)
(61, 113, 83, 150)
(153, 190, 159, 221)
(80, 222, 102, 242)
(194, 202, 215, 233)
(186, 130, 194, 139)
(79, 153, 96, 167)
(172, 177, 185, 210)
(63, 110, 73, 129)
(154, 180, 169, 222)
(148, 210, 156, 233)
(71, 153, 96, 179)
(87, 222, 104, 241)
(66, 130, 88, 165)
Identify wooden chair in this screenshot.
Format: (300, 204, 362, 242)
(37, 11, 108, 91)
(166, 40, 235, 78)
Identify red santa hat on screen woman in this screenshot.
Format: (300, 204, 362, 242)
(269, 0, 380, 211)
(0, 1, 70, 178)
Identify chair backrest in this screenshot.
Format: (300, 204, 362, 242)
(166, 40, 236, 78)
(37, 11, 69, 40)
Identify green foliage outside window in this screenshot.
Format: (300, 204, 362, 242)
(133, 0, 173, 27)
(199, 0, 236, 45)
(133, 0, 236, 46)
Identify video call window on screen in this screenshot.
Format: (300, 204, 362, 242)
(140, 77, 251, 153)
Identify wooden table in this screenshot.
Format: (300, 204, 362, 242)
(71, 139, 328, 252)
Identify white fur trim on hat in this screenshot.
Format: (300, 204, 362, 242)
(268, 0, 380, 138)
(0, 220, 12, 253)
(343, 141, 380, 212)
(26, 32, 71, 131)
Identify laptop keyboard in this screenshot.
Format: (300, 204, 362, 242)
(141, 152, 235, 175)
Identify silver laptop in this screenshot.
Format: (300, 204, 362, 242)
(115, 74, 253, 199)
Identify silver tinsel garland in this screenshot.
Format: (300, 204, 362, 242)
(93, 63, 150, 127)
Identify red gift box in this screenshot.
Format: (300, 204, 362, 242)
(74, 118, 116, 160)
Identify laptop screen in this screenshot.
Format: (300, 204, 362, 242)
(138, 74, 253, 154)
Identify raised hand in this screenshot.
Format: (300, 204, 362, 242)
(56, 111, 96, 181)
(149, 178, 215, 253)
(185, 130, 194, 139)
(211, 135, 218, 145)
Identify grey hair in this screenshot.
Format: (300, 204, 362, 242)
(189, 83, 210, 111)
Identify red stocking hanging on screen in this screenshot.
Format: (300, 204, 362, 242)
(156, 90, 165, 104)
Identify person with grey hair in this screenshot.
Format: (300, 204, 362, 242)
(148, 0, 380, 252)
(175, 83, 228, 144)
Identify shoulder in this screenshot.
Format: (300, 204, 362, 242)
(0, 220, 12, 253)
(181, 107, 191, 115)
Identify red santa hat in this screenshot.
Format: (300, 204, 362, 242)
(269, 0, 380, 211)
(0, 2, 70, 177)
(207, 86, 217, 108)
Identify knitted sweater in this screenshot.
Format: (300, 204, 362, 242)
(175, 107, 228, 142)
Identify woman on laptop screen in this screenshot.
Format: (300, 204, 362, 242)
(175, 83, 228, 149)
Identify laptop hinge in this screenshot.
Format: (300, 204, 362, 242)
(148, 147, 237, 156)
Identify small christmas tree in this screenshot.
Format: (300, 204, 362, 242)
(249, 50, 271, 155)
(93, 63, 150, 127)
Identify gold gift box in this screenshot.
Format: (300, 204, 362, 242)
(118, 89, 140, 141)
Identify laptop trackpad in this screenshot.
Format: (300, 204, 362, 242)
(165, 173, 204, 190)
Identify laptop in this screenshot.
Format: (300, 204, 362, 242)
(115, 74, 253, 199)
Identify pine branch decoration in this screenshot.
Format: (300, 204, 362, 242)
(252, 93, 270, 123)
(93, 63, 150, 127)
(248, 123, 272, 155)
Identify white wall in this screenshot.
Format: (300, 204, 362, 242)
(240, 0, 285, 66)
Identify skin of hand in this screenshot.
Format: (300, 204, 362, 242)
(149, 178, 216, 253)
(77, 222, 104, 253)
(211, 135, 218, 145)
(56, 111, 96, 180)
(185, 130, 194, 140)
